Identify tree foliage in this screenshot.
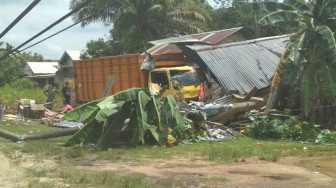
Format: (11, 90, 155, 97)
(70, 0, 212, 56)
(212, 0, 288, 38)
(80, 37, 125, 59)
(260, 0, 336, 123)
(0, 42, 44, 86)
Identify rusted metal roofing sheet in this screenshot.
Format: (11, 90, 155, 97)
(185, 35, 290, 94)
(147, 27, 242, 55)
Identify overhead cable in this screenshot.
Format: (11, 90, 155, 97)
(0, 0, 92, 61)
(16, 15, 93, 54)
(0, 0, 41, 40)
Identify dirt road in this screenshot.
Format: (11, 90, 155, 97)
(1, 149, 335, 188)
(78, 157, 336, 188)
(0, 152, 26, 188)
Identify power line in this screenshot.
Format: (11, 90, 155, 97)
(16, 16, 93, 54)
(0, 0, 41, 40)
(0, 0, 92, 61)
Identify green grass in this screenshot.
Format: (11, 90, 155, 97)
(27, 180, 56, 188)
(1, 85, 63, 111)
(0, 120, 59, 134)
(200, 176, 230, 184)
(93, 139, 336, 163)
(26, 167, 57, 178)
(1, 122, 336, 164)
(1, 122, 336, 187)
(25, 167, 154, 188)
(58, 169, 150, 188)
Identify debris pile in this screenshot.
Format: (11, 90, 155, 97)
(64, 88, 201, 149)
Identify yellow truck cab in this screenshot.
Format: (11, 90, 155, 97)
(149, 66, 212, 100)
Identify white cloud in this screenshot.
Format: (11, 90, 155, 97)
(45, 42, 64, 53)
(0, 0, 110, 59)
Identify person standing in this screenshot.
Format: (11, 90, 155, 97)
(43, 85, 59, 110)
(62, 82, 71, 105)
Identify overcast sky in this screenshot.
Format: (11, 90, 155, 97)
(0, 0, 217, 60)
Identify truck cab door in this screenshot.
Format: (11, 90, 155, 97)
(149, 71, 174, 96)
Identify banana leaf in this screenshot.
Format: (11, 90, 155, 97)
(80, 106, 100, 124)
(160, 96, 193, 140)
(64, 98, 105, 121)
(95, 101, 125, 122)
(259, 10, 302, 26)
(284, 0, 312, 12)
(65, 88, 199, 149)
(97, 101, 133, 149)
(64, 119, 103, 146)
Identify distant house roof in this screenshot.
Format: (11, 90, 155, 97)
(184, 35, 290, 94)
(24, 62, 58, 76)
(147, 27, 243, 55)
(58, 50, 81, 67)
(65, 50, 81, 61)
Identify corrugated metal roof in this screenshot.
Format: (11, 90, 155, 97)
(185, 35, 290, 94)
(24, 62, 58, 75)
(147, 27, 242, 55)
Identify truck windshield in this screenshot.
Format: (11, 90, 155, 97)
(170, 69, 207, 86)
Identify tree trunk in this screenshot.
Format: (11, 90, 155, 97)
(0, 127, 80, 142)
(265, 47, 290, 112)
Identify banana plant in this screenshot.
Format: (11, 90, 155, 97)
(64, 88, 196, 149)
(254, 0, 336, 122)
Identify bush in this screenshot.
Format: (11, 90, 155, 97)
(0, 79, 63, 111)
(316, 130, 336, 144)
(5, 78, 38, 90)
(245, 115, 322, 142)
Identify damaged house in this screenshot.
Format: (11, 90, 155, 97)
(147, 27, 246, 55)
(181, 35, 290, 95)
(148, 28, 290, 96)
(71, 28, 290, 104)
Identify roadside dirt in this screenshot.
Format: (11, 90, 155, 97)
(77, 157, 336, 188)
(0, 152, 26, 188)
(1, 148, 335, 188)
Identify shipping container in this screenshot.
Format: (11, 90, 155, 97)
(74, 53, 186, 103)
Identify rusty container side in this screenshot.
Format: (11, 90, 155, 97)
(74, 54, 145, 103)
(138, 53, 186, 68)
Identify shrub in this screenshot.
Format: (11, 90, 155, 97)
(5, 78, 38, 90)
(0, 79, 63, 111)
(245, 115, 322, 142)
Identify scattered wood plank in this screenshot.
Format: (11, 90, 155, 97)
(242, 87, 258, 101)
(233, 94, 265, 102)
(208, 101, 259, 124)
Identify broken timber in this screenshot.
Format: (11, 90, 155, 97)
(208, 101, 259, 124)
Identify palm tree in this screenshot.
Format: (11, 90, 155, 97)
(70, 0, 211, 52)
(257, 0, 336, 122)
